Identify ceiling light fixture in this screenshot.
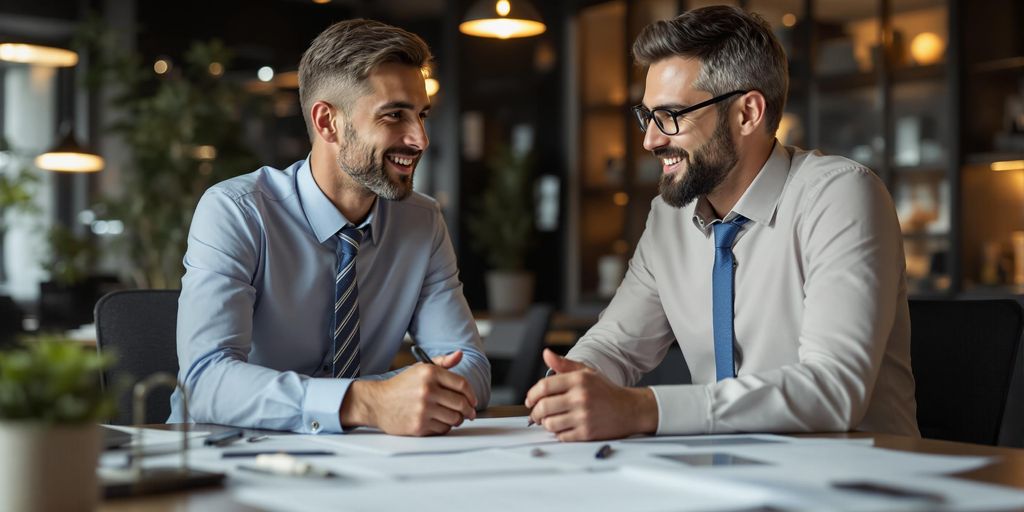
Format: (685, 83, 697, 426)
(460, 0, 546, 40)
(34, 122, 104, 173)
(0, 43, 78, 67)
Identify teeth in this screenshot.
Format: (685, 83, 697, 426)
(662, 156, 682, 166)
(388, 155, 414, 166)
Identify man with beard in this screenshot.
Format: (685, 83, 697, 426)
(526, 6, 918, 441)
(170, 19, 489, 435)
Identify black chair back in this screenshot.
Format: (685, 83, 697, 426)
(501, 304, 554, 404)
(94, 289, 180, 425)
(910, 299, 1023, 445)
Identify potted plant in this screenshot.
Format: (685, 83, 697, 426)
(0, 136, 41, 286)
(0, 338, 116, 512)
(75, 20, 262, 289)
(467, 145, 536, 315)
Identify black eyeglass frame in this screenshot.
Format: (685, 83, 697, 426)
(632, 90, 749, 136)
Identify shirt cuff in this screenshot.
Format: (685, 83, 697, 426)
(650, 384, 712, 435)
(301, 377, 352, 434)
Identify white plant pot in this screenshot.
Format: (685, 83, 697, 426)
(485, 270, 535, 316)
(0, 422, 100, 512)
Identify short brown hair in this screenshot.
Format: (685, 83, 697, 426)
(298, 19, 432, 141)
(632, 6, 788, 134)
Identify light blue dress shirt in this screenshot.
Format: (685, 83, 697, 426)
(168, 158, 490, 433)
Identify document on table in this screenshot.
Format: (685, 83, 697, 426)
(235, 466, 773, 512)
(306, 416, 557, 455)
(102, 424, 210, 447)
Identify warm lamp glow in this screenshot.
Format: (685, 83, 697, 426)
(153, 59, 170, 74)
(275, 70, 299, 89)
(613, 192, 629, 206)
(460, 0, 546, 39)
(782, 13, 797, 28)
(208, 62, 224, 76)
(0, 43, 78, 67)
(991, 160, 1024, 172)
(425, 78, 440, 97)
(910, 32, 945, 65)
(35, 152, 104, 173)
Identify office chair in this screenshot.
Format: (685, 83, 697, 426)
(910, 299, 1023, 446)
(94, 289, 181, 425)
(486, 304, 554, 405)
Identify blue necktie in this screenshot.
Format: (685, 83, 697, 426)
(332, 225, 366, 379)
(712, 215, 748, 381)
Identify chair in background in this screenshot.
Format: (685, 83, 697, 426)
(485, 304, 553, 405)
(910, 299, 1023, 446)
(94, 289, 181, 425)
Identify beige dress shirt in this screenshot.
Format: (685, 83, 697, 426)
(568, 141, 919, 437)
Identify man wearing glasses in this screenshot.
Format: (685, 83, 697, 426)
(526, 6, 917, 441)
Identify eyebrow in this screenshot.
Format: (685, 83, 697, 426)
(377, 101, 430, 113)
(646, 103, 689, 111)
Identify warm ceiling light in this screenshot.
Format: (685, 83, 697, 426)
(312, 0, 330, 3)
(782, 13, 797, 27)
(910, 32, 945, 65)
(35, 129, 104, 173)
(274, 70, 299, 89)
(208, 62, 224, 76)
(257, 66, 274, 82)
(425, 78, 440, 97)
(153, 59, 170, 74)
(0, 43, 78, 67)
(613, 192, 629, 206)
(460, 0, 546, 39)
(991, 160, 1024, 172)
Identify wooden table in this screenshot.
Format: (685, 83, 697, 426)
(99, 406, 1024, 511)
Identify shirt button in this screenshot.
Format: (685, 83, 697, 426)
(311, 420, 321, 432)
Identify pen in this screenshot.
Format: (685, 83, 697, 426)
(411, 344, 436, 365)
(594, 444, 614, 459)
(527, 368, 557, 427)
(530, 447, 547, 457)
(204, 429, 244, 447)
(237, 453, 336, 478)
(223, 450, 336, 458)
(831, 481, 945, 503)
(246, 435, 269, 443)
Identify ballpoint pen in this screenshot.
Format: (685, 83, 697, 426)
(411, 344, 436, 365)
(204, 429, 244, 447)
(594, 444, 613, 459)
(527, 368, 557, 427)
(237, 453, 337, 478)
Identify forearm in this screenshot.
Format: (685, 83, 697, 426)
(183, 354, 350, 433)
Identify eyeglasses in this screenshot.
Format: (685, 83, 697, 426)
(632, 90, 748, 136)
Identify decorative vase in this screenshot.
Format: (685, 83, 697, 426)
(0, 422, 100, 512)
(485, 270, 535, 316)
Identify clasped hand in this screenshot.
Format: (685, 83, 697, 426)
(525, 349, 658, 441)
(341, 350, 478, 436)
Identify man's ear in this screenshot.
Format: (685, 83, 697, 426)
(737, 91, 767, 136)
(311, 101, 342, 144)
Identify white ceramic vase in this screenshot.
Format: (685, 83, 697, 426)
(485, 270, 535, 316)
(0, 422, 100, 512)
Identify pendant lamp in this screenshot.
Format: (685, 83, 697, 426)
(460, 0, 546, 40)
(34, 122, 104, 173)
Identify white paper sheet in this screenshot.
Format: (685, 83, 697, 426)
(234, 466, 771, 512)
(305, 416, 557, 455)
(102, 424, 210, 447)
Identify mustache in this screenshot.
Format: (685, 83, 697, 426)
(653, 147, 688, 160)
(386, 147, 422, 158)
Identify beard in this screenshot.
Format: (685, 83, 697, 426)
(335, 120, 415, 201)
(656, 113, 739, 209)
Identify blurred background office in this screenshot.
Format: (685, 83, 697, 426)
(0, 0, 1022, 388)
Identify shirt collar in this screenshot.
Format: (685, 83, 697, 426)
(297, 156, 380, 245)
(691, 139, 790, 233)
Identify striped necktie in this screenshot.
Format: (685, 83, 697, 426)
(332, 225, 365, 379)
(712, 215, 748, 381)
